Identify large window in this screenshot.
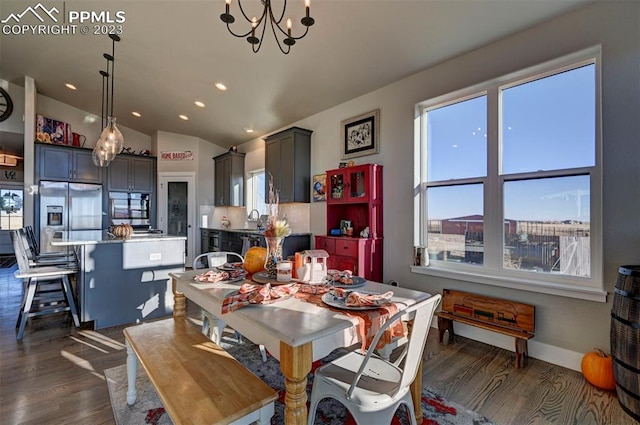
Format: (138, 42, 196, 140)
(416, 48, 603, 301)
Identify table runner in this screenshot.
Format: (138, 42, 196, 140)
(294, 291, 404, 351)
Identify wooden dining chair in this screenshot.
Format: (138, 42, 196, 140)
(307, 294, 442, 425)
(10, 230, 80, 340)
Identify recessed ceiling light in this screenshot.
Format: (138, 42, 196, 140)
(194, 101, 206, 108)
(179, 114, 189, 121)
(65, 83, 77, 90)
(243, 127, 254, 133)
(215, 83, 228, 91)
(132, 111, 141, 117)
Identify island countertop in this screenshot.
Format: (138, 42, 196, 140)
(51, 230, 187, 246)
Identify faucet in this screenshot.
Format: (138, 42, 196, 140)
(247, 209, 263, 229)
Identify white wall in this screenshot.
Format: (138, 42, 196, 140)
(36, 95, 150, 152)
(238, 1, 640, 369)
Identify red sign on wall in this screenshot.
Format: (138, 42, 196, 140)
(160, 151, 193, 161)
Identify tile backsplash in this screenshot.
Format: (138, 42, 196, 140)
(206, 204, 310, 233)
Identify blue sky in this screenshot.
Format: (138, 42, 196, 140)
(426, 64, 594, 222)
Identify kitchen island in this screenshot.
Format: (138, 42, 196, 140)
(52, 231, 186, 329)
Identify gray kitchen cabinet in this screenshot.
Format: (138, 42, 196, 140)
(264, 127, 312, 203)
(107, 155, 156, 192)
(213, 151, 245, 206)
(36, 143, 103, 184)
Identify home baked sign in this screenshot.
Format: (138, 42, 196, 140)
(161, 151, 193, 161)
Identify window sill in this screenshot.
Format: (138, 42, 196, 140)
(410, 265, 607, 303)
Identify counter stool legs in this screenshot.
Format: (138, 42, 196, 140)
(16, 275, 80, 341)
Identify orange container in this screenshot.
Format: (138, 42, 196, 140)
(293, 252, 303, 279)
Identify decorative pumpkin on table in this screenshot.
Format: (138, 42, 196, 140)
(112, 223, 134, 238)
(244, 246, 267, 274)
(581, 348, 616, 390)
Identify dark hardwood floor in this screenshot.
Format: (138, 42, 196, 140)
(0, 264, 634, 425)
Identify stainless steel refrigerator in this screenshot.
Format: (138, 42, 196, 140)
(39, 181, 103, 253)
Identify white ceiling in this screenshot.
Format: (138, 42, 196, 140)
(0, 0, 595, 150)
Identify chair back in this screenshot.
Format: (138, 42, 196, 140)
(193, 252, 244, 269)
(10, 229, 31, 275)
(347, 293, 442, 399)
(24, 225, 40, 255)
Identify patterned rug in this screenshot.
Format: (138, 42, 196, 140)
(105, 331, 495, 425)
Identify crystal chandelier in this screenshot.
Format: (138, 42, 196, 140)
(220, 0, 314, 54)
(93, 34, 124, 167)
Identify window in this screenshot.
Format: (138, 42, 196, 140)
(246, 170, 266, 214)
(0, 188, 24, 230)
(415, 48, 603, 301)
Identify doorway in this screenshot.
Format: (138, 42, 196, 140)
(158, 172, 196, 266)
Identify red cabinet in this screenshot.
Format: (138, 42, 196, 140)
(315, 236, 382, 282)
(317, 163, 383, 282)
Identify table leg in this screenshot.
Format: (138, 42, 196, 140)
(279, 341, 312, 425)
(125, 340, 138, 405)
(172, 276, 186, 318)
(406, 320, 423, 423)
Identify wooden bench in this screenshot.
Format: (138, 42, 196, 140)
(435, 289, 535, 368)
(123, 318, 277, 425)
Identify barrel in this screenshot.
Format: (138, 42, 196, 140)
(611, 265, 640, 421)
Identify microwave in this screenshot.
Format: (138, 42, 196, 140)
(108, 192, 151, 227)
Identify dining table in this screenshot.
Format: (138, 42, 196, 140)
(170, 269, 432, 425)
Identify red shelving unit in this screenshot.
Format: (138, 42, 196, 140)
(316, 164, 383, 281)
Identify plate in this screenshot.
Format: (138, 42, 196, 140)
(252, 271, 293, 285)
(321, 292, 384, 310)
(193, 276, 245, 284)
(329, 276, 367, 288)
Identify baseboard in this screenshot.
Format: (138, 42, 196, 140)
(432, 322, 583, 372)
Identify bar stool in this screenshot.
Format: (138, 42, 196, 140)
(10, 230, 80, 340)
(21, 226, 76, 266)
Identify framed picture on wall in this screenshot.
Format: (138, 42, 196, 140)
(340, 109, 380, 159)
(312, 174, 327, 202)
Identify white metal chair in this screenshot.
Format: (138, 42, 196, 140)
(193, 251, 268, 362)
(307, 294, 442, 425)
(192, 251, 244, 269)
(10, 230, 80, 340)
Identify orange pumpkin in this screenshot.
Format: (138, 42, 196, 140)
(581, 348, 616, 390)
(244, 247, 267, 274)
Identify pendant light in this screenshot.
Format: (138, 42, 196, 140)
(93, 34, 123, 167)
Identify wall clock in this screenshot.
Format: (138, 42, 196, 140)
(0, 87, 14, 123)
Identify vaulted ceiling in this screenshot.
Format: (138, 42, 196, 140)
(0, 0, 595, 150)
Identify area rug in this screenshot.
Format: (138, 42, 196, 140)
(105, 332, 495, 425)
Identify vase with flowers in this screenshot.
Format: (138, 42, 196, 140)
(263, 175, 291, 277)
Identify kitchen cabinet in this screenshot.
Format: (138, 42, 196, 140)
(214, 152, 245, 207)
(107, 155, 156, 193)
(264, 127, 312, 203)
(36, 143, 103, 184)
(317, 163, 383, 281)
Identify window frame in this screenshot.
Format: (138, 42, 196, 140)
(412, 46, 605, 302)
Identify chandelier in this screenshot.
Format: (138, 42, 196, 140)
(93, 33, 124, 167)
(220, 0, 314, 54)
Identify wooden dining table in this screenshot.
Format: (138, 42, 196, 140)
(170, 270, 432, 425)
